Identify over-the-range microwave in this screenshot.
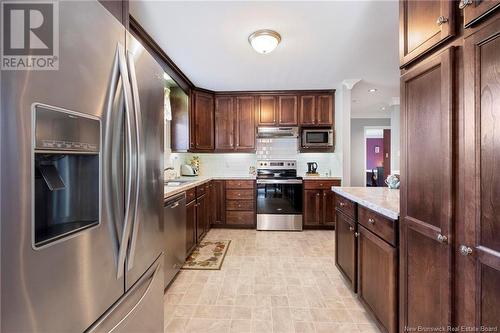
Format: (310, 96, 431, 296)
(301, 128, 334, 148)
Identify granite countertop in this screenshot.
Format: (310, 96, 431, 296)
(164, 175, 256, 199)
(331, 186, 400, 220)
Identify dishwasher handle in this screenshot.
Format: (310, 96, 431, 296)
(164, 193, 186, 208)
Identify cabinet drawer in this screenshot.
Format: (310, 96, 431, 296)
(358, 206, 396, 246)
(225, 180, 254, 189)
(335, 194, 356, 220)
(186, 188, 196, 203)
(226, 211, 255, 225)
(196, 184, 207, 197)
(304, 179, 341, 190)
(226, 200, 254, 211)
(226, 189, 254, 200)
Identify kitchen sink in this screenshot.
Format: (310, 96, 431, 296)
(165, 180, 193, 187)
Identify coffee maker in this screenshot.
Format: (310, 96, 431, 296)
(306, 162, 318, 175)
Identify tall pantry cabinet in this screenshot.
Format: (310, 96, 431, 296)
(399, 1, 500, 331)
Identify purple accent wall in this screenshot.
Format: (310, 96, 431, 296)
(366, 138, 384, 170)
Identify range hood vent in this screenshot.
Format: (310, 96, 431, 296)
(257, 127, 299, 139)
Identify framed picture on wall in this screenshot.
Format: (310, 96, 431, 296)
(374, 145, 380, 153)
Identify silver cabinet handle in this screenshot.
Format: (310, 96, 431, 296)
(459, 245, 473, 256)
(368, 218, 375, 225)
(168, 202, 180, 209)
(437, 234, 448, 244)
(436, 16, 449, 25)
(459, 0, 472, 9)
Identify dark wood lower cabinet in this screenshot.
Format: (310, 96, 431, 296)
(211, 180, 225, 225)
(335, 210, 357, 292)
(304, 190, 321, 226)
(303, 180, 341, 228)
(196, 194, 207, 242)
(185, 199, 196, 257)
(358, 225, 398, 333)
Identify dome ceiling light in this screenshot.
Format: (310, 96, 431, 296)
(248, 29, 281, 54)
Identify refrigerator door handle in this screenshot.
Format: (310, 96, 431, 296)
(126, 50, 142, 271)
(115, 43, 138, 279)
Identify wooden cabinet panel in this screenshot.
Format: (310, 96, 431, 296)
(400, 48, 453, 330)
(459, 18, 500, 329)
(226, 180, 255, 189)
(235, 96, 255, 150)
(323, 190, 336, 226)
(334, 194, 356, 220)
(196, 184, 207, 197)
(257, 96, 277, 126)
(214, 96, 234, 150)
(226, 211, 255, 225)
(399, 0, 454, 66)
(358, 225, 398, 333)
(299, 95, 316, 125)
(226, 200, 254, 211)
(304, 190, 321, 226)
(211, 180, 225, 225)
(463, 0, 500, 28)
(226, 189, 254, 200)
(196, 194, 207, 242)
(304, 179, 341, 190)
(170, 87, 190, 152)
(186, 188, 196, 203)
(359, 206, 397, 247)
(193, 91, 214, 150)
(316, 94, 333, 126)
(335, 211, 357, 291)
(278, 95, 298, 125)
(186, 199, 196, 256)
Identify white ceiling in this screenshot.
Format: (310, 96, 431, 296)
(130, 1, 400, 116)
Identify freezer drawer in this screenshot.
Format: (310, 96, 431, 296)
(86, 255, 164, 333)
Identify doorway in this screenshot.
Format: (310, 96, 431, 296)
(364, 126, 391, 187)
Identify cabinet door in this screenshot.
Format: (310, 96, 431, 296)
(303, 190, 321, 225)
(186, 200, 196, 256)
(235, 96, 256, 150)
(335, 211, 357, 291)
(322, 190, 336, 226)
(214, 96, 234, 150)
(212, 180, 226, 225)
(459, 18, 500, 329)
(462, 0, 500, 28)
(299, 95, 316, 125)
(278, 95, 298, 126)
(196, 194, 206, 242)
(358, 225, 397, 333)
(399, 0, 454, 66)
(193, 91, 214, 150)
(316, 95, 333, 126)
(257, 95, 277, 126)
(400, 48, 453, 330)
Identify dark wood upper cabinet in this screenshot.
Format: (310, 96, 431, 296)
(462, 0, 500, 28)
(399, 0, 455, 67)
(214, 96, 235, 150)
(458, 17, 500, 329)
(257, 96, 277, 126)
(358, 225, 398, 333)
(335, 210, 357, 292)
(299, 95, 316, 125)
(278, 95, 298, 126)
(192, 90, 214, 151)
(235, 96, 256, 151)
(316, 94, 333, 126)
(400, 48, 453, 331)
(170, 87, 190, 152)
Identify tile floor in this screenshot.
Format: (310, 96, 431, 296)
(164, 229, 381, 333)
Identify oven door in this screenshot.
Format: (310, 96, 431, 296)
(256, 179, 303, 230)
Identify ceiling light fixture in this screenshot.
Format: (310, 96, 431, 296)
(248, 29, 281, 54)
(368, 88, 378, 93)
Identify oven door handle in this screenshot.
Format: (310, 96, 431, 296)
(256, 179, 303, 184)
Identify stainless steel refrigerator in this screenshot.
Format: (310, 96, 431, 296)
(1, 1, 165, 332)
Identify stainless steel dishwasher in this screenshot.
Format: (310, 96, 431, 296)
(163, 193, 186, 289)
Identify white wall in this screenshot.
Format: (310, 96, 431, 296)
(390, 105, 400, 174)
(350, 118, 391, 187)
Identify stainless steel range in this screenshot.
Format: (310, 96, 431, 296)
(256, 160, 303, 231)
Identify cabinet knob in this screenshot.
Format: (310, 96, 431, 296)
(436, 16, 449, 25)
(339, 202, 346, 207)
(323, 193, 327, 197)
(316, 193, 320, 197)
(368, 218, 375, 225)
(459, 0, 472, 9)
(459, 245, 473, 256)
(354, 232, 359, 238)
(437, 233, 448, 244)
(349, 226, 354, 231)
(319, 183, 323, 187)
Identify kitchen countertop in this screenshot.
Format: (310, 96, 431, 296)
(302, 175, 342, 180)
(164, 176, 256, 199)
(331, 187, 399, 220)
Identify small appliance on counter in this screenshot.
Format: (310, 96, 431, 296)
(181, 164, 198, 176)
(306, 162, 319, 176)
(164, 167, 177, 181)
(385, 174, 400, 189)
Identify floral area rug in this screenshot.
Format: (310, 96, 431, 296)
(182, 240, 231, 270)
